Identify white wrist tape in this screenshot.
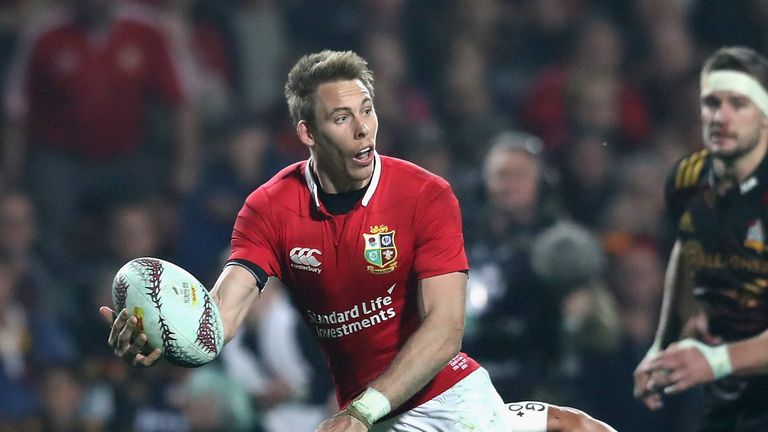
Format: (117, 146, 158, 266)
(349, 387, 391, 426)
(677, 338, 733, 380)
(504, 402, 549, 432)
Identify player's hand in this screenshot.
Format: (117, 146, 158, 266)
(314, 412, 368, 432)
(632, 353, 664, 410)
(645, 341, 714, 396)
(99, 306, 162, 368)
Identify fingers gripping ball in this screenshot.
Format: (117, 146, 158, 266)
(112, 257, 225, 367)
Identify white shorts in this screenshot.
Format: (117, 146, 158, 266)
(371, 368, 549, 431)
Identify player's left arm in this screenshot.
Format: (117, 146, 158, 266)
(369, 271, 466, 404)
(315, 271, 466, 431)
(648, 329, 768, 395)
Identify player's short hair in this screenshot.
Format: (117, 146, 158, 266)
(701, 46, 768, 91)
(284, 50, 375, 127)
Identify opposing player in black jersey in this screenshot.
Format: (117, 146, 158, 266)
(633, 46, 768, 432)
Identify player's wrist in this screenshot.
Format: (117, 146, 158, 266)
(343, 387, 391, 429)
(677, 338, 733, 380)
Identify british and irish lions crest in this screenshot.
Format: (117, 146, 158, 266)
(364, 225, 398, 274)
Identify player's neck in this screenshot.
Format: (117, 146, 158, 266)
(311, 163, 372, 194)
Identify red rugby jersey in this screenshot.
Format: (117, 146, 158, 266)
(229, 153, 479, 413)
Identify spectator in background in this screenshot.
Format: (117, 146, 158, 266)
(176, 121, 288, 284)
(2, 0, 199, 271)
(642, 21, 699, 129)
(76, 199, 172, 352)
(559, 133, 617, 229)
(517, 0, 590, 76)
(362, 30, 436, 158)
(463, 130, 564, 402)
(0, 254, 76, 427)
(520, 14, 649, 161)
(0, 191, 65, 319)
(438, 34, 508, 169)
(0, 1, 24, 98)
(529, 221, 621, 406)
(160, 0, 237, 135)
(30, 365, 107, 432)
(177, 364, 257, 432)
(225, 0, 289, 117)
(601, 152, 668, 252)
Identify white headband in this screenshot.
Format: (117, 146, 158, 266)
(701, 70, 768, 117)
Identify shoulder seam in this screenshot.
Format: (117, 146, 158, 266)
(674, 150, 709, 190)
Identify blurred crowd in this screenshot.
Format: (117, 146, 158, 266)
(0, 0, 763, 431)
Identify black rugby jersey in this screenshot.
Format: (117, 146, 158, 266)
(666, 149, 768, 342)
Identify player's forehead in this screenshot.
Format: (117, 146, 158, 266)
(314, 80, 372, 111)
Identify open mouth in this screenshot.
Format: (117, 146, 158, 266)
(353, 146, 373, 162)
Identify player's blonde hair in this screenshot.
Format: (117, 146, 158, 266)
(284, 50, 375, 127)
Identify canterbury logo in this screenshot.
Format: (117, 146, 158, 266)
(290, 247, 322, 267)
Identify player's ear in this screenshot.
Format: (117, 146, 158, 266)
(297, 120, 315, 148)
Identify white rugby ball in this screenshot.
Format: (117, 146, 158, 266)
(112, 257, 225, 367)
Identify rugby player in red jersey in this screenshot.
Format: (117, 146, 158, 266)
(102, 50, 615, 432)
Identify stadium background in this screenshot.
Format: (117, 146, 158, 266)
(0, 0, 760, 431)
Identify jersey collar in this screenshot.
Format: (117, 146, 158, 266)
(303, 151, 382, 209)
(707, 149, 768, 195)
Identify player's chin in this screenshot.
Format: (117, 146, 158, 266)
(706, 143, 738, 159)
(348, 163, 374, 181)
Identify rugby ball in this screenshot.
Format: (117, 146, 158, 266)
(112, 257, 225, 367)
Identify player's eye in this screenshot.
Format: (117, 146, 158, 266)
(335, 115, 349, 124)
(702, 96, 719, 109)
(730, 97, 749, 110)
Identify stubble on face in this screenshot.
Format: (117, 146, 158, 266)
(702, 92, 765, 162)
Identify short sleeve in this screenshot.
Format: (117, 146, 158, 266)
(229, 188, 283, 280)
(412, 182, 469, 279)
(664, 150, 708, 227)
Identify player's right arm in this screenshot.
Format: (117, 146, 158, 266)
(632, 239, 695, 410)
